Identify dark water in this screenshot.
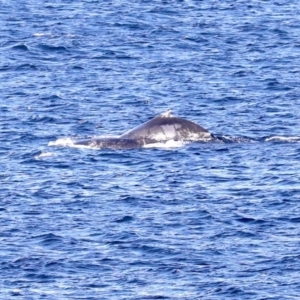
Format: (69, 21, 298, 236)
(1, 1, 300, 299)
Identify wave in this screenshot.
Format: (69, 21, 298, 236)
(264, 136, 300, 142)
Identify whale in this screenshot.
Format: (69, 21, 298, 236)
(74, 110, 214, 149)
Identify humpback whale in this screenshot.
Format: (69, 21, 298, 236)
(74, 110, 214, 149)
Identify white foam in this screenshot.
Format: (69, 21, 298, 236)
(143, 139, 186, 148)
(33, 32, 75, 38)
(48, 137, 97, 149)
(48, 137, 75, 147)
(265, 136, 300, 142)
(33, 33, 48, 37)
(34, 152, 53, 159)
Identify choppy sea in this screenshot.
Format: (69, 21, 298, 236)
(1, 1, 300, 299)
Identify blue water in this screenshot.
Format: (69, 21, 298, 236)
(1, 1, 300, 299)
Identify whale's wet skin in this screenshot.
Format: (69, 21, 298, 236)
(72, 110, 215, 149)
(49, 110, 300, 150)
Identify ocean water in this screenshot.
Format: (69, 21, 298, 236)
(1, 1, 300, 299)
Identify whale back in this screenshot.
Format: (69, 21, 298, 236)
(74, 138, 151, 149)
(120, 111, 212, 142)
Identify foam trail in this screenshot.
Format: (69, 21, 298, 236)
(143, 140, 186, 149)
(265, 136, 300, 142)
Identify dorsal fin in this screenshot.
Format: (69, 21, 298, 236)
(159, 110, 174, 118)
